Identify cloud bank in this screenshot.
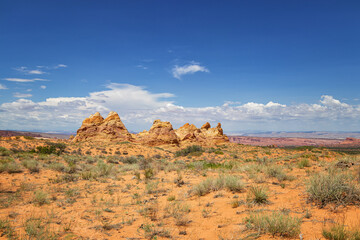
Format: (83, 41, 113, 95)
(0, 83, 359, 132)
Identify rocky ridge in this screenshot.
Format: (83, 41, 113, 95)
(72, 111, 228, 146)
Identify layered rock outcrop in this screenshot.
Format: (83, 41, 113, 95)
(134, 120, 179, 146)
(175, 122, 228, 144)
(73, 111, 228, 145)
(72, 111, 133, 142)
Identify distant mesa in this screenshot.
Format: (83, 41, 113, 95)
(72, 111, 229, 146)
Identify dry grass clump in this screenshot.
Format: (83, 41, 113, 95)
(22, 159, 40, 173)
(192, 175, 245, 196)
(322, 223, 360, 240)
(306, 169, 360, 206)
(33, 190, 49, 206)
(245, 211, 301, 238)
(164, 201, 190, 226)
(0, 159, 23, 173)
(265, 165, 293, 182)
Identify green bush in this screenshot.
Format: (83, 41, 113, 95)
(33, 142, 66, 155)
(175, 145, 203, 157)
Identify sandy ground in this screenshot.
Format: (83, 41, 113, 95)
(1, 137, 360, 239)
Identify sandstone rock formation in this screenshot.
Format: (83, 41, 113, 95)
(72, 111, 133, 142)
(175, 122, 228, 144)
(73, 111, 228, 145)
(134, 119, 179, 146)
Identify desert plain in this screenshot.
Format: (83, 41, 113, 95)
(1, 112, 360, 240)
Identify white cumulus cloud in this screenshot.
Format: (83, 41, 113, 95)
(172, 63, 209, 79)
(0, 84, 359, 132)
(40, 85, 47, 89)
(0, 84, 7, 90)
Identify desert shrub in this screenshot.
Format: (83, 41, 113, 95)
(121, 156, 140, 164)
(323, 224, 360, 240)
(81, 170, 97, 180)
(165, 202, 190, 226)
(96, 160, 116, 177)
(106, 156, 120, 164)
(24, 217, 58, 239)
(223, 175, 245, 192)
(0, 161, 23, 173)
(192, 178, 214, 196)
(145, 181, 159, 194)
(187, 160, 234, 170)
(246, 185, 269, 204)
(22, 159, 40, 173)
(297, 158, 311, 168)
(192, 175, 244, 196)
(175, 145, 203, 157)
(246, 211, 301, 237)
(48, 162, 65, 172)
(144, 168, 154, 179)
(265, 165, 292, 182)
(23, 136, 35, 140)
(0, 219, 16, 238)
(0, 147, 11, 156)
(33, 191, 49, 206)
(306, 170, 360, 206)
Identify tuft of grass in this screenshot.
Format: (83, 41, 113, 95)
(323, 223, 360, 240)
(48, 162, 65, 172)
(306, 170, 360, 206)
(0, 219, 16, 238)
(246, 211, 301, 237)
(192, 175, 244, 196)
(223, 175, 245, 192)
(0, 160, 23, 173)
(265, 165, 292, 182)
(246, 185, 269, 205)
(297, 159, 311, 169)
(24, 217, 58, 240)
(22, 159, 40, 173)
(33, 190, 49, 206)
(0, 147, 11, 156)
(165, 202, 190, 226)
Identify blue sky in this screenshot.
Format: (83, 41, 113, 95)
(1, 0, 360, 133)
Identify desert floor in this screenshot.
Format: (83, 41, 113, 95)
(1, 137, 360, 239)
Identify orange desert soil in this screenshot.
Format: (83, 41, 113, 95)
(1, 137, 360, 239)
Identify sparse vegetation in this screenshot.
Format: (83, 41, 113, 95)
(175, 145, 204, 157)
(245, 211, 301, 237)
(1, 136, 360, 239)
(323, 223, 360, 240)
(306, 169, 360, 206)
